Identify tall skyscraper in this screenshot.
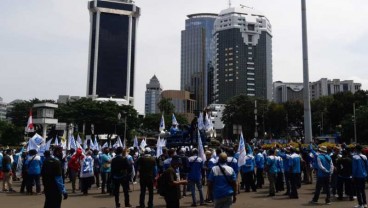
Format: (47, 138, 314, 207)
(145, 75, 163, 115)
(181, 13, 217, 112)
(212, 6, 272, 103)
(87, 0, 140, 105)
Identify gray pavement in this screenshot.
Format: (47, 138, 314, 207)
(0, 179, 361, 208)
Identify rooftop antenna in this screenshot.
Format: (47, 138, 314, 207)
(228, 0, 232, 8)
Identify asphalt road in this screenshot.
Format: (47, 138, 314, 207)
(0, 179, 361, 208)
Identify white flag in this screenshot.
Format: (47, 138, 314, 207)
(102, 142, 108, 149)
(133, 136, 139, 148)
(159, 114, 165, 132)
(156, 136, 162, 158)
(93, 136, 99, 151)
(54, 137, 59, 146)
(197, 130, 206, 161)
(172, 113, 179, 126)
(198, 112, 204, 130)
(140, 138, 147, 150)
(45, 139, 53, 150)
(237, 132, 247, 167)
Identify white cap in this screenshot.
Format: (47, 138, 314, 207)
(145, 147, 151, 153)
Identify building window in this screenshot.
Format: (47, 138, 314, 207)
(248, 35, 252, 42)
(247, 24, 255, 31)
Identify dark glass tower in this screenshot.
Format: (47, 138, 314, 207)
(181, 13, 217, 112)
(213, 7, 272, 103)
(87, 0, 140, 105)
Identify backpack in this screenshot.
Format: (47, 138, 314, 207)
(157, 171, 168, 196)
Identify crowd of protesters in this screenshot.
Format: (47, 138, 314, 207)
(1, 140, 368, 208)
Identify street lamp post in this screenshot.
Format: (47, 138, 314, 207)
(124, 115, 127, 141)
(353, 103, 357, 143)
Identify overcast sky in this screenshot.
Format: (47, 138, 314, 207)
(0, 0, 367, 114)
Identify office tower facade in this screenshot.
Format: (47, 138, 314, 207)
(0, 97, 7, 121)
(212, 7, 272, 103)
(181, 13, 217, 112)
(145, 75, 163, 115)
(87, 0, 140, 105)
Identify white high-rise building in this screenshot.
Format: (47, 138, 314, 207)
(0, 97, 7, 121)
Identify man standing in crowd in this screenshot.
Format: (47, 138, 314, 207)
(352, 145, 368, 208)
(25, 149, 42, 194)
(289, 148, 301, 199)
(310, 146, 333, 205)
(2, 149, 15, 192)
(254, 148, 264, 189)
(42, 151, 68, 208)
(336, 149, 353, 201)
(266, 149, 277, 197)
(163, 155, 188, 208)
(68, 148, 83, 193)
(136, 147, 157, 208)
(80, 150, 94, 195)
(111, 147, 132, 208)
(208, 152, 237, 208)
(188, 148, 205, 207)
(100, 147, 112, 194)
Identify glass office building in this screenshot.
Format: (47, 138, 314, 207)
(181, 13, 217, 112)
(213, 7, 272, 103)
(87, 0, 140, 105)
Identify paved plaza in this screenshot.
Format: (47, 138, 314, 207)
(0, 179, 361, 208)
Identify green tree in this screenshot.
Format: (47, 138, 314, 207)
(157, 98, 175, 115)
(0, 120, 24, 146)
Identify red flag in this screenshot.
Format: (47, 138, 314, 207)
(26, 109, 34, 132)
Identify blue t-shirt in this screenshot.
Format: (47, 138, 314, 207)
(25, 155, 43, 175)
(352, 154, 368, 178)
(100, 154, 111, 173)
(188, 155, 203, 181)
(255, 153, 264, 169)
(242, 155, 255, 173)
(208, 164, 236, 200)
(289, 153, 301, 174)
(266, 156, 278, 174)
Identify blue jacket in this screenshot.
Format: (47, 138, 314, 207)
(255, 153, 264, 169)
(188, 155, 203, 181)
(316, 153, 333, 178)
(242, 155, 255, 173)
(289, 153, 301, 174)
(266, 156, 278, 174)
(278, 152, 290, 171)
(276, 156, 284, 173)
(227, 156, 239, 175)
(25, 155, 42, 175)
(352, 154, 368, 178)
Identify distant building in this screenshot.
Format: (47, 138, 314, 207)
(206, 104, 225, 138)
(181, 13, 217, 111)
(0, 97, 7, 121)
(86, 0, 140, 106)
(273, 82, 303, 103)
(310, 78, 362, 100)
(57, 95, 81, 104)
(6, 99, 25, 123)
(161, 90, 196, 122)
(273, 78, 362, 103)
(145, 75, 162, 115)
(212, 6, 273, 103)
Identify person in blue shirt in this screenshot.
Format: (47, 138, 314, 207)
(278, 148, 291, 195)
(310, 146, 333, 205)
(352, 144, 368, 208)
(208, 152, 237, 208)
(100, 147, 112, 194)
(275, 154, 284, 193)
(289, 148, 301, 199)
(188, 149, 205, 206)
(265, 149, 278, 197)
(254, 148, 264, 189)
(25, 149, 42, 194)
(242, 153, 256, 192)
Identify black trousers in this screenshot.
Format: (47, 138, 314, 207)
(139, 177, 154, 208)
(290, 173, 299, 198)
(276, 172, 284, 192)
(44, 190, 62, 208)
(244, 171, 256, 191)
(313, 176, 331, 203)
(284, 172, 291, 194)
(337, 177, 353, 199)
(113, 178, 130, 207)
(354, 177, 367, 206)
(101, 172, 111, 193)
(164, 197, 179, 208)
(256, 168, 264, 188)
